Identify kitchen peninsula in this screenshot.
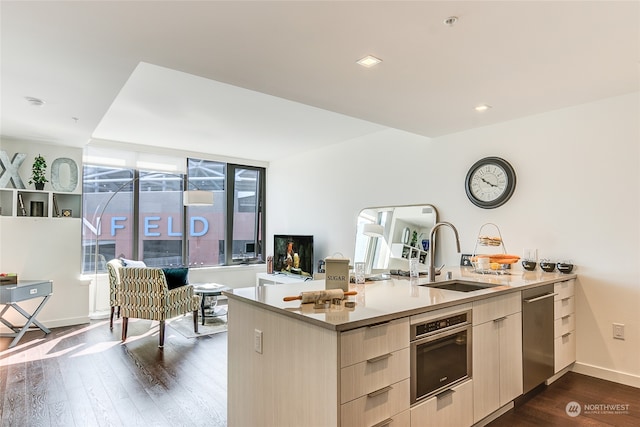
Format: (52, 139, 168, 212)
(225, 268, 577, 427)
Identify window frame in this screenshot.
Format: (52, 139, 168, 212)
(82, 156, 266, 273)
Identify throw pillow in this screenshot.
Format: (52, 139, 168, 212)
(120, 258, 147, 268)
(162, 267, 189, 290)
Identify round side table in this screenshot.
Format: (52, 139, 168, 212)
(192, 283, 230, 325)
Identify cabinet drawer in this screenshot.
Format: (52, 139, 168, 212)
(341, 378, 410, 427)
(410, 379, 473, 427)
(554, 296, 574, 319)
(341, 347, 410, 404)
(341, 317, 409, 367)
(555, 331, 576, 373)
(554, 313, 575, 338)
(366, 409, 410, 427)
(472, 292, 521, 325)
(554, 279, 575, 301)
(0, 281, 52, 303)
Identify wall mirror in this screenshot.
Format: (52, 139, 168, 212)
(354, 204, 438, 275)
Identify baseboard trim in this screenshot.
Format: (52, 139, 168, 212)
(45, 316, 91, 328)
(546, 365, 573, 385)
(473, 402, 514, 427)
(572, 362, 640, 389)
(0, 315, 90, 334)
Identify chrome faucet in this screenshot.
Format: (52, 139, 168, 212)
(428, 222, 461, 282)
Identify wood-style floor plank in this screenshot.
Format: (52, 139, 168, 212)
(2, 315, 638, 427)
(487, 372, 640, 427)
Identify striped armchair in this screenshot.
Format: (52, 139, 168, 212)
(106, 259, 124, 330)
(119, 267, 201, 347)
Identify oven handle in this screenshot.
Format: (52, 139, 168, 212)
(411, 323, 470, 345)
(435, 388, 456, 399)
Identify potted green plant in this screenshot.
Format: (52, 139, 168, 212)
(28, 154, 48, 190)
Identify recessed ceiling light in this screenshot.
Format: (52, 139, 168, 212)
(24, 96, 45, 106)
(475, 104, 492, 112)
(356, 55, 382, 68)
(444, 16, 458, 26)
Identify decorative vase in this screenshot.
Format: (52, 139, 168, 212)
(35, 183, 44, 190)
(30, 201, 44, 217)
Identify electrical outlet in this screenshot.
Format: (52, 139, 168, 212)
(254, 329, 263, 353)
(613, 323, 625, 340)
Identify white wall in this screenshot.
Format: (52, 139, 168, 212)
(268, 92, 640, 387)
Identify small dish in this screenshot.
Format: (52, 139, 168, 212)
(540, 261, 556, 272)
(557, 263, 574, 274)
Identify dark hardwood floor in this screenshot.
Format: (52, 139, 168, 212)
(487, 372, 640, 427)
(2, 318, 638, 427)
(1, 318, 227, 427)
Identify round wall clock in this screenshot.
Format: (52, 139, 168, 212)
(465, 157, 516, 209)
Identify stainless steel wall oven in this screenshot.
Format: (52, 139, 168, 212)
(410, 309, 472, 404)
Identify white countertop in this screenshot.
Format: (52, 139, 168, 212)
(224, 267, 576, 331)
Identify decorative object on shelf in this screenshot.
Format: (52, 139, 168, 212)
(28, 154, 49, 191)
(17, 193, 27, 216)
(421, 239, 429, 251)
(30, 201, 44, 217)
(52, 194, 60, 217)
(402, 227, 410, 244)
(410, 230, 418, 247)
(465, 156, 516, 209)
(62, 209, 72, 217)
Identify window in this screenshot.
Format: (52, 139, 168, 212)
(82, 153, 265, 273)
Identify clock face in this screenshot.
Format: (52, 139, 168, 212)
(465, 157, 516, 209)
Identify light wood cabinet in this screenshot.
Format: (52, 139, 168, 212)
(341, 347, 410, 404)
(410, 379, 473, 427)
(227, 281, 576, 427)
(340, 318, 410, 427)
(554, 279, 576, 372)
(472, 292, 523, 423)
(227, 301, 410, 427)
(340, 317, 409, 366)
(341, 378, 410, 427)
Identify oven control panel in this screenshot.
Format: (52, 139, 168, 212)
(414, 312, 469, 337)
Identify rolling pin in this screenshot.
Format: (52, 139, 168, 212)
(283, 289, 357, 303)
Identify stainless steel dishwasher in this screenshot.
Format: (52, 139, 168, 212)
(522, 284, 556, 393)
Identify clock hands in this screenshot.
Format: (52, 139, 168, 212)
(481, 177, 498, 188)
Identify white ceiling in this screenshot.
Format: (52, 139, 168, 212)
(1, 1, 638, 162)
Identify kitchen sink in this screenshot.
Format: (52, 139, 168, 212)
(421, 282, 497, 292)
